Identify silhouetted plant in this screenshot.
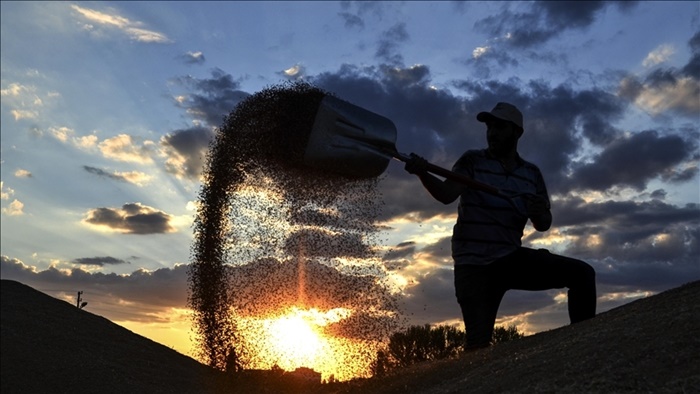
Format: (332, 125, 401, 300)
(372, 323, 524, 376)
(370, 349, 395, 377)
(372, 324, 465, 374)
(76, 291, 88, 309)
(491, 324, 524, 345)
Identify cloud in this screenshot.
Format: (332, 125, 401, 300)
(375, 23, 409, 64)
(338, 12, 363, 29)
(159, 126, 215, 181)
(281, 64, 307, 80)
(36, 126, 99, 150)
(14, 169, 32, 178)
(338, 1, 389, 30)
(538, 196, 700, 291)
(47, 126, 74, 143)
(283, 228, 373, 259)
(1, 82, 44, 121)
(474, 1, 639, 49)
(83, 202, 176, 234)
(398, 267, 458, 325)
(619, 31, 700, 118)
(383, 241, 417, 261)
(0, 255, 189, 322)
(304, 59, 698, 238)
(0, 182, 15, 200)
(2, 200, 25, 216)
(70, 4, 172, 44)
(620, 75, 700, 117)
(301, 59, 699, 312)
(171, 68, 250, 127)
(643, 44, 676, 67)
(98, 134, 157, 164)
(682, 31, 700, 78)
(568, 130, 698, 192)
(227, 257, 400, 340)
(71, 256, 130, 267)
(180, 51, 205, 65)
(83, 166, 152, 186)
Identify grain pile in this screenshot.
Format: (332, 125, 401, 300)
(188, 81, 402, 380)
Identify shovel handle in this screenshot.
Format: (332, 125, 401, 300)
(395, 152, 501, 196)
(425, 162, 501, 195)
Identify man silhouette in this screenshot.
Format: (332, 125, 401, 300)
(405, 102, 597, 349)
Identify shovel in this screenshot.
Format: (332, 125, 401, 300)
(303, 95, 502, 196)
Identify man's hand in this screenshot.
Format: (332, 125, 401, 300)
(405, 153, 428, 175)
(524, 194, 551, 231)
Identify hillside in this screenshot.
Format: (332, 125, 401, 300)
(0, 279, 222, 394)
(343, 280, 700, 394)
(2, 279, 699, 393)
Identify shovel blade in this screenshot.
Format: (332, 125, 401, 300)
(303, 95, 398, 178)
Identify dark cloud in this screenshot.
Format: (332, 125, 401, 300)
(447, 78, 626, 194)
(420, 236, 452, 261)
(179, 51, 205, 65)
(682, 31, 700, 78)
(83, 165, 127, 182)
(160, 126, 215, 180)
(399, 267, 457, 325)
(383, 241, 417, 261)
(227, 257, 401, 340)
(466, 49, 520, 80)
(618, 31, 700, 119)
(84, 203, 175, 234)
(338, 12, 363, 29)
(545, 197, 700, 290)
(552, 197, 699, 229)
(306, 59, 698, 328)
(649, 189, 667, 200)
(475, 1, 639, 49)
(307, 61, 696, 223)
(338, 1, 388, 30)
(283, 228, 373, 259)
(375, 23, 409, 65)
(568, 130, 697, 192)
(82, 165, 149, 186)
(171, 68, 250, 126)
(0, 255, 189, 322)
(71, 256, 130, 267)
(165, 69, 255, 181)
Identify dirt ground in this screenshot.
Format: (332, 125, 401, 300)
(2, 279, 699, 394)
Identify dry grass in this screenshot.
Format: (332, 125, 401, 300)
(2, 279, 699, 394)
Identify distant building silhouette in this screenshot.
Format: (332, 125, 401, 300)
(288, 367, 321, 384)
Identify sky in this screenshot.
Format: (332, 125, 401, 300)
(1, 0, 699, 369)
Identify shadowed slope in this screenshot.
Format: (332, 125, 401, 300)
(341, 280, 700, 393)
(0, 279, 221, 394)
(2, 279, 699, 393)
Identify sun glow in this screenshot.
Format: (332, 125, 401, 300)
(238, 306, 378, 381)
(267, 311, 325, 362)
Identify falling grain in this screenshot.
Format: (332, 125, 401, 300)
(188, 81, 402, 380)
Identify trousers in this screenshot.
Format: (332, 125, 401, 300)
(454, 247, 596, 349)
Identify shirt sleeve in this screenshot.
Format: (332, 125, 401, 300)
(452, 150, 477, 177)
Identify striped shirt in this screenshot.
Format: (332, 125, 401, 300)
(451, 149, 550, 265)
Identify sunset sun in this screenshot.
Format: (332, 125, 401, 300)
(267, 311, 324, 361)
(237, 306, 379, 380)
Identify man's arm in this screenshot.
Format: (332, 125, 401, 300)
(416, 172, 464, 204)
(526, 195, 552, 231)
(405, 154, 464, 204)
